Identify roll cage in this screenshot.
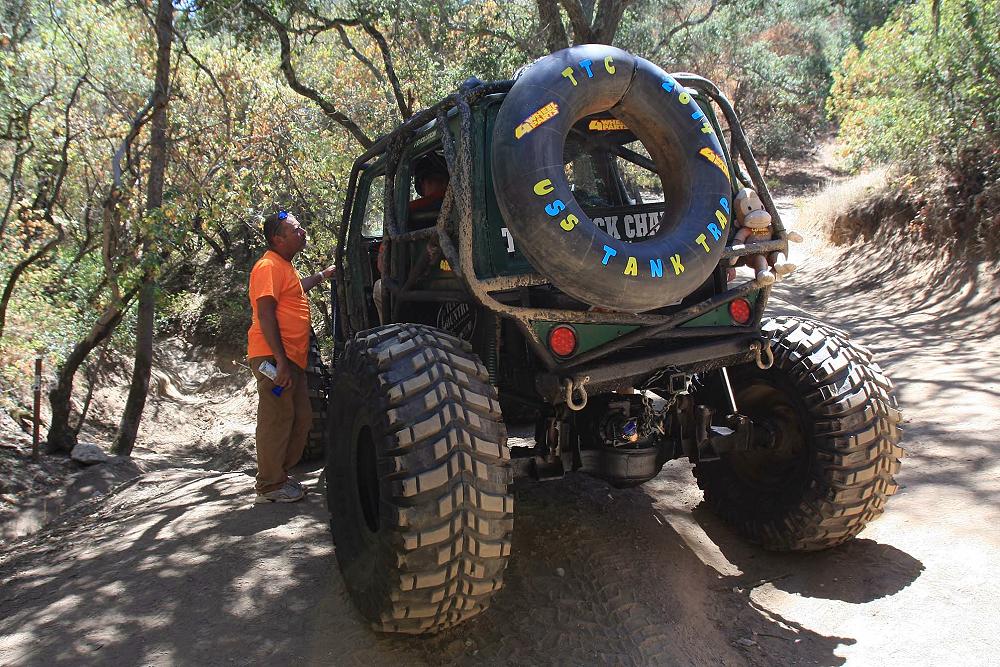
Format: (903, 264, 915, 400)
(333, 75, 790, 392)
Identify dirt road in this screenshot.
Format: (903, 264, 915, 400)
(1, 198, 998, 665)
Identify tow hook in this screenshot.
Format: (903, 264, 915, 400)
(563, 375, 590, 411)
(752, 339, 775, 370)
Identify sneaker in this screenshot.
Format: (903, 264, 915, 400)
(287, 477, 307, 493)
(254, 482, 305, 504)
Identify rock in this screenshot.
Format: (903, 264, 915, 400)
(736, 637, 758, 648)
(70, 442, 110, 465)
(556, 567, 565, 577)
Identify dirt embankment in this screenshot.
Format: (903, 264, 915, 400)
(2, 171, 999, 665)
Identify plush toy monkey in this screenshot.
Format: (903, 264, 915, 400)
(730, 187, 800, 285)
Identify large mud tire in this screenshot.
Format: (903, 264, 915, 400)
(303, 335, 329, 462)
(326, 324, 514, 634)
(492, 45, 732, 312)
(694, 316, 904, 551)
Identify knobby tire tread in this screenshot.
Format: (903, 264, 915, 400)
(694, 316, 904, 551)
(327, 324, 513, 634)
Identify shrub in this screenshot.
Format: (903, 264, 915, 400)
(828, 0, 1000, 173)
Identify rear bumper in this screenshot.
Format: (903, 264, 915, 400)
(536, 334, 760, 399)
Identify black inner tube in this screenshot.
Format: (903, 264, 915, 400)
(491, 45, 733, 312)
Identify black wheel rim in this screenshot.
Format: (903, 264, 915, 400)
(355, 425, 381, 533)
(729, 377, 809, 491)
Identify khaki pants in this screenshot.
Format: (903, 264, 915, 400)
(249, 356, 311, 493)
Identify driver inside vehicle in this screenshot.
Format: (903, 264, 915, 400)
(374, 152, 451, 322)
(408, 152, 449, 225)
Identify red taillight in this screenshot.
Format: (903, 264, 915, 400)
(548, 325, 578, 357)
(729, 298, 752, 325)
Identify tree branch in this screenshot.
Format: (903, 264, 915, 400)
(171, 20, 233, 140)
(0, 223, 64, 339)
(333, 23, 397, 111)
(361, 22, 412, 119)
(559, 0, 594, 43)
(246, 2, 373, 148)
(650, 0, 723, 58)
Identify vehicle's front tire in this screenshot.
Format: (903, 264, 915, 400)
(326, 324, 514, 634)
(694, 316, 904, 551)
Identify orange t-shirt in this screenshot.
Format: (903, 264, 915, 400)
(247, 250, 311, 369)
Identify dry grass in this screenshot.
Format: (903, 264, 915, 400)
(795, 166, 892, 239)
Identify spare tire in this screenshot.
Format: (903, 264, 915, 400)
(492, 45, 733, 312)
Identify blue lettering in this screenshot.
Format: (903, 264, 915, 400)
(602, 245, 618, 265)
(719, 197, 730, 215)
(650, 258, 663, 278)
(708, 222, 723, 241)
(661, 78, 675, 93)
(545, 200, 566, 217)
(579, 59, 594, 78)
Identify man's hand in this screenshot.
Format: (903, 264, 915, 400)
(302, 264, 336, 292)
(273, 357, 293, 389)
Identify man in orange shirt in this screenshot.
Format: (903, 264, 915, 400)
(247, 210, 334, 503)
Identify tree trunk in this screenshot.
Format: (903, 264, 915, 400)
(46, 294, 135, 453)
(537, 0, 570, 51)
(73, 339, 110, 437)
(113, 0, 173, 457)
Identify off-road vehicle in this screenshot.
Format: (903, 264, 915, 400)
(319, 45, 903, 635)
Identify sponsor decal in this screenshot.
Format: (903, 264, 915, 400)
(588, 118, 628, 132)
(515, 102, 559, 139)
(698, 147, 730, 180)
(437, 301, 476, 341)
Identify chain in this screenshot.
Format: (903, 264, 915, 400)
(638, 366, 686, 436)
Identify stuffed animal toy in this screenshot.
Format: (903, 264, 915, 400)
(729, 187, 801, 285)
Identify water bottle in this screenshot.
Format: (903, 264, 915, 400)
(257, 360, 284, 396)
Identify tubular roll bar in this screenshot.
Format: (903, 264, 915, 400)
(334, 74, 786, 379)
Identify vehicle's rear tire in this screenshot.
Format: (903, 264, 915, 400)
(326, 324, 514, 634)
(694, 316, 904, 551)
(303, 334, 329, 462)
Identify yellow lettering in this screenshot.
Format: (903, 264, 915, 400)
(561, 67, 578, 86)
(696, 233, 710, 253)
(534, 179, 554, 196)
(678, 92, 691, 104)
(604, 56, 615, 74)
(715, 209, 728, 230)
(624, 256, 638, 276)
(670, 254, 684, 275)
(701, 121, 714, 134)
(439, 260, 452, 271)
(560, 214, 579, 231)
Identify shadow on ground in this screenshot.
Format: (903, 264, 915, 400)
(0, 462, 925, 666)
